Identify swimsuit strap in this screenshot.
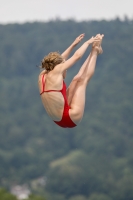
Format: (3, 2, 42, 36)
(40, 74, 63, 95)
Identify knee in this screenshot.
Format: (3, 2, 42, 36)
(73, 74, 85, 83)
(73, 74, 81, 82)
(87, 71, 95, 80)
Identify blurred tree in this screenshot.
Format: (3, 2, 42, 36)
(88, 193, 112, 200)
(0, 188, 17, 200)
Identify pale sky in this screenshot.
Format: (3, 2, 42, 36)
(0, 0, 133, 24)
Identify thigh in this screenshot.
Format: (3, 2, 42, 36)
(66, 75, 80, 105)
(69, 80, 87, 124)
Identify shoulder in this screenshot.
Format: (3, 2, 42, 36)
(46, 63, 65, 78)
(38, 70, 47, 83)
(56, 55, 79, 71)
(38, 70, 47, 79)
(39, 69, 47, 76)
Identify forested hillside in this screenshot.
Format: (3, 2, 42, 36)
(0, 19, 133, 200)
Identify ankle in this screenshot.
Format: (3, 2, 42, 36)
(91, 47, 99, 55)
(92, 46, 103, 55)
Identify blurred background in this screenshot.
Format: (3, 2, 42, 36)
(0, 0, 133, 200)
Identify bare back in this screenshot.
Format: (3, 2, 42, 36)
(38, 69, 65, 121)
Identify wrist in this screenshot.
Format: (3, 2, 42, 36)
(71, 42, 77, 48)
(84, 41, 90, 46)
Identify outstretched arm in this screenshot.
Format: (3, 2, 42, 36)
(58, 36, 101, 72)
(61, 34, 85, 60)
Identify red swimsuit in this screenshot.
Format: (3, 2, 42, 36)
(40, 74, 76, 128)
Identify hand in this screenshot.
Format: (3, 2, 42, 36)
(86, 36, 101, 45)
(72, 34, 85, 46)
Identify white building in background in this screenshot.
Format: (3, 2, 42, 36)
(10, 185, 31, 200)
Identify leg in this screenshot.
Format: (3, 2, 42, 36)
(82, 47, 101, 82)
(67, 34, 104, 105)
(81, 34, 104, 82)
(67, 53, 91, 105)
(69, 47, 99, 124)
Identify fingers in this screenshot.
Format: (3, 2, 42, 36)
(88, 36, 101, 44)
(95, 34, 101, 37)
(95, 34, 104, 39)
(79, 33, 85, 37)
(78, 33, 104, 41)
(78, 33, 104, 45)
(91, 36, 100, 41)
(94, 37, 99, 40)
(79, 33, 85, 39)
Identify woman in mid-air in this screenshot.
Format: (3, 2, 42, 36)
(38, 33, 104, 128)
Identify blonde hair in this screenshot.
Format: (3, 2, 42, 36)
(41, 52, 63, 71)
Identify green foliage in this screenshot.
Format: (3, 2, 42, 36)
(0, 19, 133, 200)
(0, 188, 17, 200)
(27, 194, 46, 200)
(88, 193, 112, 200)
(69, 195, 87, 200)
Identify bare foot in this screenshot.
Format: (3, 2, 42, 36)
(92, 45, 103, 54)
(92, 34, 104, 54)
